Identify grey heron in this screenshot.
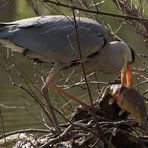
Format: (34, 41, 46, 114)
(0, 15, 135, 107)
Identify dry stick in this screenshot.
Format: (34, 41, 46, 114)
(1, 60, 59, 133)
(43, 0, 148, 22)
(62, 72, 96, 89)
(143, 89, 148, 96)
(42, 88, 61, 134)
(26, 0, 40, 16)
(39, 102, 114, 147)
(49, 82, 91, 108)
(63, 80, 107, 89)
(89, 138, 101, 148)
(0, 104, 25, 110)
(59, 94, 73, 112)
(0, 63, 53, 127)
(2, 56, 42, 98)
(24, 106, 51, 130)
(52, 91, 115, 147)
(39, 125, 73, 148)
(74, 123, 115, 148)
(54, 96, 66, 115)
(9, 71, 53, 123)
(94, 73, 100, 89)
(72, 9, 93, 106)
(43, 111, 102, 147)
(0, 109, 7, 148)
(6, 61, 60, 131)
(13, 62, 42, 96)
(0, 129, 51, 139)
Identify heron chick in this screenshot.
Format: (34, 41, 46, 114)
(0, 15, 135, 107)
(110, 84, 148, 133)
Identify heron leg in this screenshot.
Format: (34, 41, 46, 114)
(41, 63, 62, 133)
(121, 63, 133, 87)
(126, 63, 132, 87)
(41, 63, 91, 110)
(121, 68, 127, 87)
(41, 71, 54, 94)
(118, 68, 127, 95)
(41, 61, 63, 94)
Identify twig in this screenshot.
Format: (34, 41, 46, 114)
(74, 123, 115, 148)
(0, 59, 54, 128)
(59, 94, 74, 112)
(0, 129, 51, 139)
(72, 9, 93, 106)
(113, 0, 148, 38)
(38, 125, 73, 148)
(43, 0, 148, 22)
(0, 109, 7, 147)
(0, 104, 25, 110)
(42, 88, 61, 134)
(61, 81, 107, 89)
(49, 82, 91, 108)
(26, 0, 40, 16)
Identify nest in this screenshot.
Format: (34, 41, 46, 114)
(1, 88, 148, 148)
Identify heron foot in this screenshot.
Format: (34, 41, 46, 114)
(41, 74, 52, 96)
(41, 84, 48, 95)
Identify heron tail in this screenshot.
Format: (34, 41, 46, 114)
(0, 23, 25, 53)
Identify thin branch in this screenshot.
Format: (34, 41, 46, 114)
(74, 123, 115, 148)
(42, 88, 61, 134)
(42, 0, 148, 22)
(0, 104, 25, 110)
(0, 109, 7, 147)
(0, 129, 51, 139)
(38, 125, 74, 148)
(49, 82, 91, 108)
(72, 9, 93, 106)
(26, 0, 41, 16)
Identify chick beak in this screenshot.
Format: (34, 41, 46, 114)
(121, 63, 133, 87)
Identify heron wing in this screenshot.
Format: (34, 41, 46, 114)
(0, 16, 108, 63)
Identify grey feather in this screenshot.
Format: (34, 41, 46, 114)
(0, 15, 134, 74)
(0, 16, 108, 64)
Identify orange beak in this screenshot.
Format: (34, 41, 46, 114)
(121, 63, 133, 87)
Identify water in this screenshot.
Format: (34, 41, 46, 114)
(0, 52, 45, 132)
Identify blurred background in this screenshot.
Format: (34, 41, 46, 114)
(0, 0, 147, 133)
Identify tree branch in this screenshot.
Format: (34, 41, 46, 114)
(42, 0, 148, 22)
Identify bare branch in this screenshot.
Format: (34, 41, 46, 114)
(42, 0, 148, 22)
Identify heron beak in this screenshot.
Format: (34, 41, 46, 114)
(121, 63, 133, 87)
(126, 63, 133, 87)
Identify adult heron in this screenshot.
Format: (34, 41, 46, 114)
(0, 15, 135, 107)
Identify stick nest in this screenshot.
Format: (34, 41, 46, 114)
(1, 88, 148, 148)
